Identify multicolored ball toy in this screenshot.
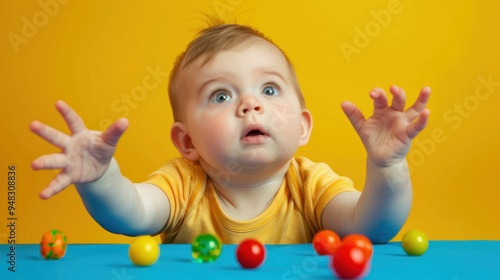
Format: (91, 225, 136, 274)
(191, 234, 222, 263)
(40, 230, 68, 260)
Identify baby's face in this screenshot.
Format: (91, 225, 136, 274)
(177, 39, 311, 175)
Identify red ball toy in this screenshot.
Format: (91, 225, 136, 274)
(331, 244, 370, 279)
(236, 239, 266, 269)
(342, 234, 373, 259)
(313, 229, 341, 255)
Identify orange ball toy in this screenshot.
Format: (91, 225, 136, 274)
(40, 230, 68, 260)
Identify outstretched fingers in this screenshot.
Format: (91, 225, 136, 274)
(39, 172, 73, 200)
(102, 118, 129, 147)
(406, 109, 430, 139)
(31, 153, 67, 170)
(341, 101, 366, 133)
(369, 88, 389, 109)
(30, 120, 70, 149)
(389, 85, 407, 112)
(405, 86, 431, 121)
(55, 100, 87, 135)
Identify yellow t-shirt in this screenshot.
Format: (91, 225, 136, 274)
(145, 157, 356, 244)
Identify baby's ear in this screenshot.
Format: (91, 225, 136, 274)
(170, 122, 199, 161)
(299, 110, 313, 146)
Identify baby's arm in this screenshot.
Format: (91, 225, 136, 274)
(322, 86, 431, 243)
(31, 101, 169, 236)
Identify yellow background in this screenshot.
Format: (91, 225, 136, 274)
(1, 0, 499, 244)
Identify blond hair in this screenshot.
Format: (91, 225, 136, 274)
(168, 23, 305, 121)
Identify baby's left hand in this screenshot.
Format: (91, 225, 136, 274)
(341, 85, 431, 167)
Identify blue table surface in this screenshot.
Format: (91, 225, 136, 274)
(1, 241, 500, 279)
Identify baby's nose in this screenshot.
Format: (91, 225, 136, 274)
(237, 96, 264, 116)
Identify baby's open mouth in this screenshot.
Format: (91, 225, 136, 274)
(241, 126, 269, 142)
(246, 130, 266, 137)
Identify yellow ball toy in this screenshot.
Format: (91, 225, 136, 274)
(128, 236, 160, 266)
(402, 230, 429, 256)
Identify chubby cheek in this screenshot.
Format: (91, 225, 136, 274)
(190, 113, 235, 158)
(267, 104, 303, 139)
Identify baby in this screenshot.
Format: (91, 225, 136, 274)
(30, 23, 431, 244)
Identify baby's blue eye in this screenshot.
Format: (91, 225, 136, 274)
(262, 86, 279, 96)
(211, 92, 232, 104)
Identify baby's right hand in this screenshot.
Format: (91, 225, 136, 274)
(30, 101, 129, 199)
